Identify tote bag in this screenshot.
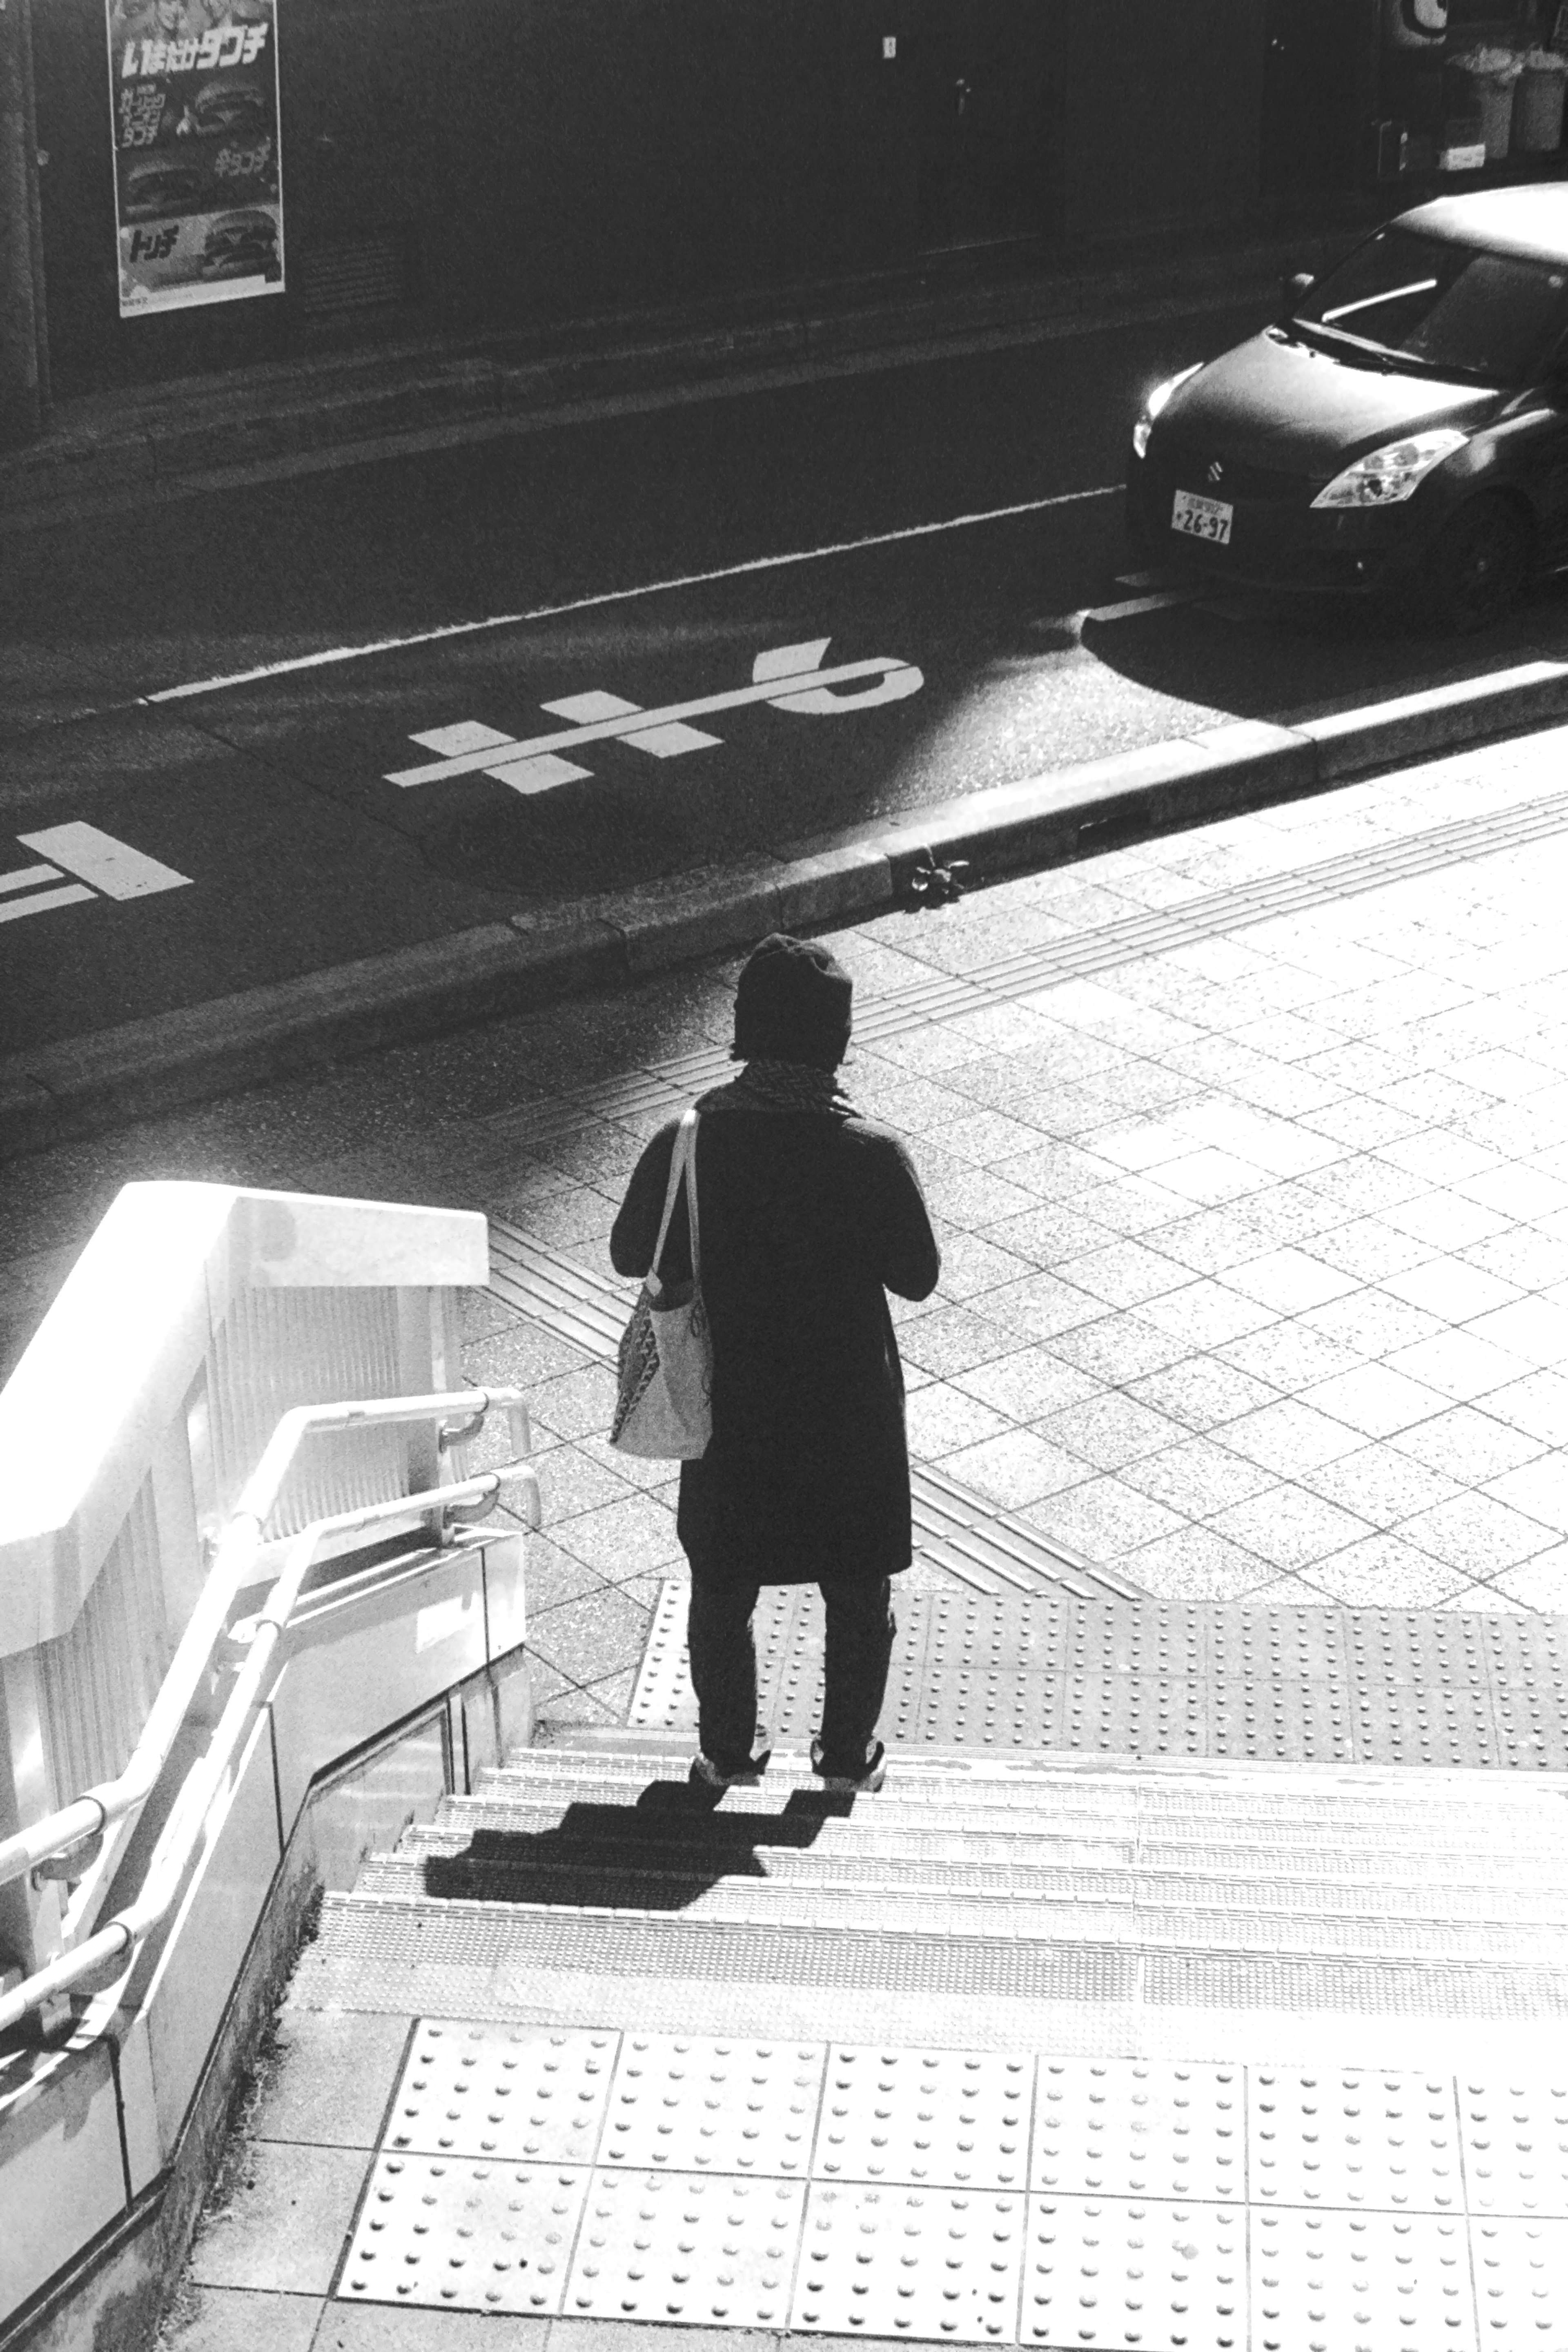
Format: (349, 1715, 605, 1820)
(610, 1108, 713, 1459)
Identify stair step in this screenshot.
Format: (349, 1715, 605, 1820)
(438, 1777, 1568, 1866)
(365, 1845, 1568, 1948)
(397, 1815, 1568, 1913)
(473, 1748, 1567, 1843)
(300, 1887, 1568, 2069)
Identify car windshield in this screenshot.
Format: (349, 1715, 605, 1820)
(1292, 227, 1568, 382)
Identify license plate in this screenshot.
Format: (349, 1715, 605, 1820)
(1172, 489, 1234, 545)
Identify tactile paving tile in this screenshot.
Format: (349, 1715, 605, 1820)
(1483, 1615, 1568, 1773)
(1344, 1613, 1499, 1768)
(1031, 2060, 1244, 2204)
(340, 2155, 589, 2314)
(1459, 2075, 1568, 2215)
(793, 2182, 1025, 2340)
(1019, 2194, 1245, 2348)
(1469, 2216, 1568, 2346)
(1250, 2209, 1476, 2352)
(629, 1583, 1568, 1769)
(1248, 2069, 1463, 2212)
(599, 2034, 825, 2175)
(1209, 1610, 1355, 1766)
(383, 2019, 616, 2163)
(563, 2167, 805, 2328)
(815, 2045, 1032, 2189)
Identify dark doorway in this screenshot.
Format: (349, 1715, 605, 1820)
(915, 0, 1056, 251)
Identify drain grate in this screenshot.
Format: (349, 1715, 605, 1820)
(628, 1579, 1568, 1769)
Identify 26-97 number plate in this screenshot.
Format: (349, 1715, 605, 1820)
(1172, 489, 1234, 545)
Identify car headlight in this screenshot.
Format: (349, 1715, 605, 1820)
(1311, 428, 1468, 510)
(1132, 364, 1203, 459)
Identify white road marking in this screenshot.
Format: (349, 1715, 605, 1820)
(386, 643, 922, 789)
(539, 690, 722, 759)
(19, 822, 192, 899)
(144, 484, 1122, 707)
(0, 882, 95, 925)
(1083, 588, 1196, 623)
(485, 750, 594, 794)
(410, 720, 516, 758)
(0, 862, 63, 897)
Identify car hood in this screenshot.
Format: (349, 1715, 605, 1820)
(1162, 329, 1502, 475)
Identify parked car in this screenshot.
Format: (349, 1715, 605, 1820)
(1127, 185, 1568, 630)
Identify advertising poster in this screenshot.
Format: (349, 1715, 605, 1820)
(106, 0, 284, 316)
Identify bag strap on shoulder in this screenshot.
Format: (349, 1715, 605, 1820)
(650, 1108, 700, 1287)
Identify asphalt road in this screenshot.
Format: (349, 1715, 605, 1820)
(7, 298, 1568, 1060)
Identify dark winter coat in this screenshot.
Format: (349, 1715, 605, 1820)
(608, 1094, 940, 1584)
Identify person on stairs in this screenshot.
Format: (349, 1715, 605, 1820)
(610, 932, 941, 1794)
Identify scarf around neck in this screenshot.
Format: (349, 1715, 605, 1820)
(701, 1057, 859, 1119)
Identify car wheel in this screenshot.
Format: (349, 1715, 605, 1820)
(1422, 494, 1533, 635)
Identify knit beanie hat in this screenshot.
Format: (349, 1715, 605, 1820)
(733, 933, 853, 1070)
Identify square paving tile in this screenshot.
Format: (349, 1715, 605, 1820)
(1125, 1355, 1283, 1433)
(1296, 1365, 1449, 1440)
(1020, 2195, 1245, 2351)
(793, 2182, 1025, 2342)
(1031, 2060, 1245, 2203)
(1212, 1400, 1363, 1479)
(1119, 1526, 1276, 1601)
(1389, 1406, 1546, 1483)
(1250, 2210, 1477, 2352)
(1034, 1393, 1188, 1471)
(1206, 1486, 1374, 1575)
(1300, 1443, 1463, 1528)
(599, 2037, 824, 2177)
(815, 2047, 1032, 2191)
(940, 1430, 1092, 1511)
(1397, 1492, 1558, 1577)
(1042, 1314, 1193, 1386)
(952, 1350, 1099, 1424)
(1119, 1436, 1278, 1519)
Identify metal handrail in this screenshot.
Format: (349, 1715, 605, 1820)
(0, 1454, 541, 2035)
(0, 1385, 530, 1897)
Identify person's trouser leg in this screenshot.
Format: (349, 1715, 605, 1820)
(816, 1576, 895, 1773)
(686, 1574, 763, 1771)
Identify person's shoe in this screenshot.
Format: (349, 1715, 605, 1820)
(689, 1749, 771, 1792)
(810, 1737, 886, 1794)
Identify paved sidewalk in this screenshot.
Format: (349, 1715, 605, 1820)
(7, 720, 1568, 1735)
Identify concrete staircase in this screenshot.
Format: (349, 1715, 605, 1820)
(286, 1733, 1568, 2341)
(302, 1732, 1568, 2072)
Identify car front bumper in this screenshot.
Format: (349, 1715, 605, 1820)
(1125, 445, 1451, 597)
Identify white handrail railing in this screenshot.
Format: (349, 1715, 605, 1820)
(0, 1456, 541, 2036)
(0, 1385, 530, 1898)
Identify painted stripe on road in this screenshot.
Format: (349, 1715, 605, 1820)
(1084, 589, 1196, 623)
(385, 655, 917, 786)
(0, 883, 94, 926)
(18, 823, 192, 900)
(0, 863, 62, 897)
(142, 484, 1123, 707)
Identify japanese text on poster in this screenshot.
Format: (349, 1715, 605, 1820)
(106, 0, 284, 316)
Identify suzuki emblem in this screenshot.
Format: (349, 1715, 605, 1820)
(1207, 459, 1225, 485)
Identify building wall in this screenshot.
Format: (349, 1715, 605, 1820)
(33, 0, 1271, 398)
